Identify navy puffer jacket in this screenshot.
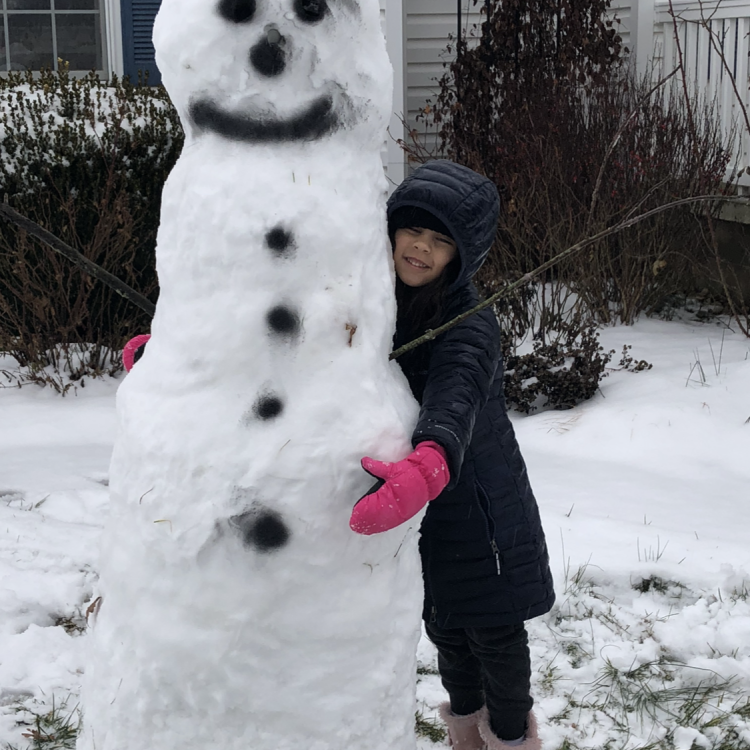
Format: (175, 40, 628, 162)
(389, 160, 555, 629)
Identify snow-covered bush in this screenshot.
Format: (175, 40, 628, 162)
(502, 317, 614, 414)
(0, 66, 183, 389)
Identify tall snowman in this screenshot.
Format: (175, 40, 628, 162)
(77, 1, 423, 749)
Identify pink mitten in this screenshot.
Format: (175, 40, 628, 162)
(122, 334, 151, 373)
(350, 441, 450, 536)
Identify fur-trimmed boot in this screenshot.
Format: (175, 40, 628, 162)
(477, 710, 542, 749)
(438, 703, 487, 750)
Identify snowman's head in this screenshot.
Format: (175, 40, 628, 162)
(154, 0, 392, 145)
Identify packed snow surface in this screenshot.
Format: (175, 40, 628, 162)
(1, 317, 749, 749)
(72, 1, 423, 749)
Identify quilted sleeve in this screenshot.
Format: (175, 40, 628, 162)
(411, 304, 501, 490)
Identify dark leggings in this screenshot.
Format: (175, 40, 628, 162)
(425, 620, 533, 742)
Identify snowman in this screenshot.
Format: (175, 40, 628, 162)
(76, 2, 424, 749)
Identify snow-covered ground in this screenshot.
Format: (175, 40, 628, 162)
(1, 316, 748, 749)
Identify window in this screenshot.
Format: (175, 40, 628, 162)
(1, 0, 105, 74)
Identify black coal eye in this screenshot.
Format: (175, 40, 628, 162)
(294, 0, 328, 24)
(218, 0, 257, 23)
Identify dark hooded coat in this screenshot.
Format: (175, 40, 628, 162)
(388, 160, 555, 629)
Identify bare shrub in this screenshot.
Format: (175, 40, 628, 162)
(399, 0, 735, 409)
(408, 46, 731, 326)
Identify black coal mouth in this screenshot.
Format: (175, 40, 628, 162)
(189, 95, 340, 143)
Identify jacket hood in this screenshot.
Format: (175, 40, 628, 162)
(387, 160, 500, 289)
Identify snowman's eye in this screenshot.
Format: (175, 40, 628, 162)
(218, 0, 257, 23)
(294, 0, 328, 24)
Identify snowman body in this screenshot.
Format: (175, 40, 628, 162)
(77, 2, 423, 749)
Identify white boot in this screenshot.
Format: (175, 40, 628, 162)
(477, 710, 542, 749)
(438, 703, 487, 750)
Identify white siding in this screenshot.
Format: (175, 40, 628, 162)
(405, 0, 483, 157)
(382, 0, 407, 185)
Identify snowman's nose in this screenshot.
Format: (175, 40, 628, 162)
(250, 28, 286, 77)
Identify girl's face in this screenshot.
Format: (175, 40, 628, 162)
(393, 227, 458, 287)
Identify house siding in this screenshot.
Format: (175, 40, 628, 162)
(382, 0, 407, 184)
(405, 0, 482, 155)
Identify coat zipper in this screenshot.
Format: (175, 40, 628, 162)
(491, 540, 502, 576)
(476, 482, 502, 576)
(425, 532, 439, 624)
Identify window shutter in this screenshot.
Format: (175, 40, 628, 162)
(121, 0, 163, 85)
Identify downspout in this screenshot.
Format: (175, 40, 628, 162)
(456, 0, 462, 162)
(484, 0, 492, 58)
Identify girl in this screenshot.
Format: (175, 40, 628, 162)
(350, 160, 555, 750)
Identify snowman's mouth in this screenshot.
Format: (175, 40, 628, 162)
(189, 94, 340, 144)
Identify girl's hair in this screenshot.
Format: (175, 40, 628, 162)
(393, 262, 457, 394)
(395, 258, 458, 340)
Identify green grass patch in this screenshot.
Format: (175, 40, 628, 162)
(3, 698, 79, 750)
(415, 710, 447, 743)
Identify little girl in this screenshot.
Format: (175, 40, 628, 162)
(350, 160, 555, 750)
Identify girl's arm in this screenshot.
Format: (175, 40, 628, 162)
(411, 299, 501, 490)
(349, 290, 499, 536)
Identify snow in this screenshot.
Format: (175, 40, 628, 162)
(1, 316, 748, 749)
(72, 1, 423, 749)
(525, 319, 749, 586)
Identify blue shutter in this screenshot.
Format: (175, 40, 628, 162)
(121, 0, 163, 85)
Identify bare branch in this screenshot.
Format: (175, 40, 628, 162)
(588, 69, 680, 227)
